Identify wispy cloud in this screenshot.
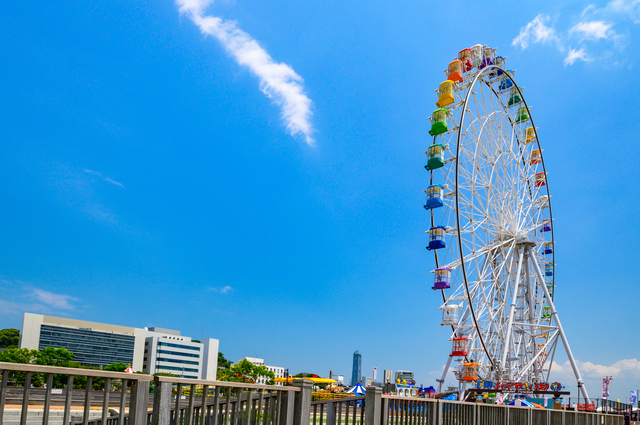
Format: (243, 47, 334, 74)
(512, 15, 561, 50)
(177, 0, 315, 145)
(83, 169, 124, 188)
(564, 47, 592, 65)
(512, 10, 630, 66)
(570, 21, 616, 40)
(46, 163, 122, 226)
(30, 288, 79, 310)
(607, 0, 640, 23)
(208, 285, 233, 294)
(552, 358, 640, 378)
(0, 281, 82, 321)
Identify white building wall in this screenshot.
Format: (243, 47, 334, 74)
(202, 338, 219, 381)
(143, 329, 218, 380)
(19, 313, 44, 350)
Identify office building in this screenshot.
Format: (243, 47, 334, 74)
(143, 327, 218, 380)
(20, 313, 220, 380)
(20, 313, 145, 370)
(351, 351, 362, 386)
(242, 357, 285, 385)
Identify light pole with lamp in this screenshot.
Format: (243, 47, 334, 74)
(577, 381, 582, 411)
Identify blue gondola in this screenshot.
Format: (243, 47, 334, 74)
(499, 73, 514, 91)
(427, 226, 446, 250)
(424, 185, 444, 210)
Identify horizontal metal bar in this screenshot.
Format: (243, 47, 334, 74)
(154, 376, 300, 391)
(0, 362, 154, 381)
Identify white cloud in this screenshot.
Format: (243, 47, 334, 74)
(570, 21, 615, 40)
(607, 0, 640, 23)
(552, 358, 640, 379)
(177, 0, 315, 145)
(564, 47, 592, 65)
(83, 169, 124, 188)
(208, 285, 233, 294)
(30, 288, 79, 310)
(512, 15, 561, 50)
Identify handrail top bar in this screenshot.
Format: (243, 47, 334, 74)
(0, 361, 154, 381)
(154, 375, 300, 391)
(310, 395, 366, 405)
(381, 395, 438, 401)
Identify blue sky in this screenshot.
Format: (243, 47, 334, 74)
(1, 0, 639, 402)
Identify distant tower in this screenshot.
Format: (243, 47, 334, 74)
(351, 351, 362, 386)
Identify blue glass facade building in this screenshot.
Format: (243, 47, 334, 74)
(351, 350, 362, 386)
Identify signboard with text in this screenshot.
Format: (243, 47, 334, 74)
(473, 380, 564, 392)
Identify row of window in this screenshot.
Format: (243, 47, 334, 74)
(40, 326, 135, 344)
(157, 349, 200, 358)
(39, 326, 135, 367)
(158, 342, 200, 352)
(156, 357, 199, 366)
(156, 365, 199, 373)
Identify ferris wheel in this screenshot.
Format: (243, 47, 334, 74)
(424, 44, 589, 401)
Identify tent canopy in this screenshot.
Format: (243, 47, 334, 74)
(346, 383, 367, 394)
(508, 399, 535, 407)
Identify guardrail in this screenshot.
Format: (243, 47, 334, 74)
(0, 362, 627, 425)
(0, 362, 309, 425)
(310, 395, 366, 425)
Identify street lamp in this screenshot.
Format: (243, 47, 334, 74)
(577, 381, 582, 411)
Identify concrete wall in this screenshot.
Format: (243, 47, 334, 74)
(19, 313, 44, 350)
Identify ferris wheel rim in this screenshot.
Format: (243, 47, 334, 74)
(449, 64, 555, 368)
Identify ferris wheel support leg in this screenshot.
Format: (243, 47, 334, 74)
(439, 355, 453, 393)
(524, 258, 539, 381)
(459, 381, 467, 401)
(528, 249, 591, 403)
(500, 246, 526, 371)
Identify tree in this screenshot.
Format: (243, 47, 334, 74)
(294, 373, 318, 378)
(0, 348, 41, 386)
(93, 362, 128, 390)
(217, 359, 275, 384)
(102, 362, 128, 373)
(0, 328, 20, 348)
(218, 352, 232, 369)
(34, 347, 84, 388)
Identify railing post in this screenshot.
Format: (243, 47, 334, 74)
(279, 390, 295, 425)
(473, 403, 477, 425)
(326, 402, 336, 425)
(381, 397, 389, 425)
(152, 378, 173, 425)
(292, 379, 313, 425)
(365, 387, 382, 425)
(435, 400, 442, 425)
(129, 379, 150, 425)
(0, 370, 9, 425)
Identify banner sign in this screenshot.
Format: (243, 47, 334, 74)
(630, 391, 636, 405)
(473, 380, 564, 392)
(602, 378, 610, 399)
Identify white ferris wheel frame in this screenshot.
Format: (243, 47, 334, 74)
(428, 64, 589, 401)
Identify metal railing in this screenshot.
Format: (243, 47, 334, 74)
(0, 362, 627, 425)
(310, 396, 365, 425)
(0, 362, 308, 425)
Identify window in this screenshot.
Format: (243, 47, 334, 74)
(157, 357, 199, 366)
(158, 342, 200, 351)
(157, 349, 199, 358)
(156, 365, 199, 373)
